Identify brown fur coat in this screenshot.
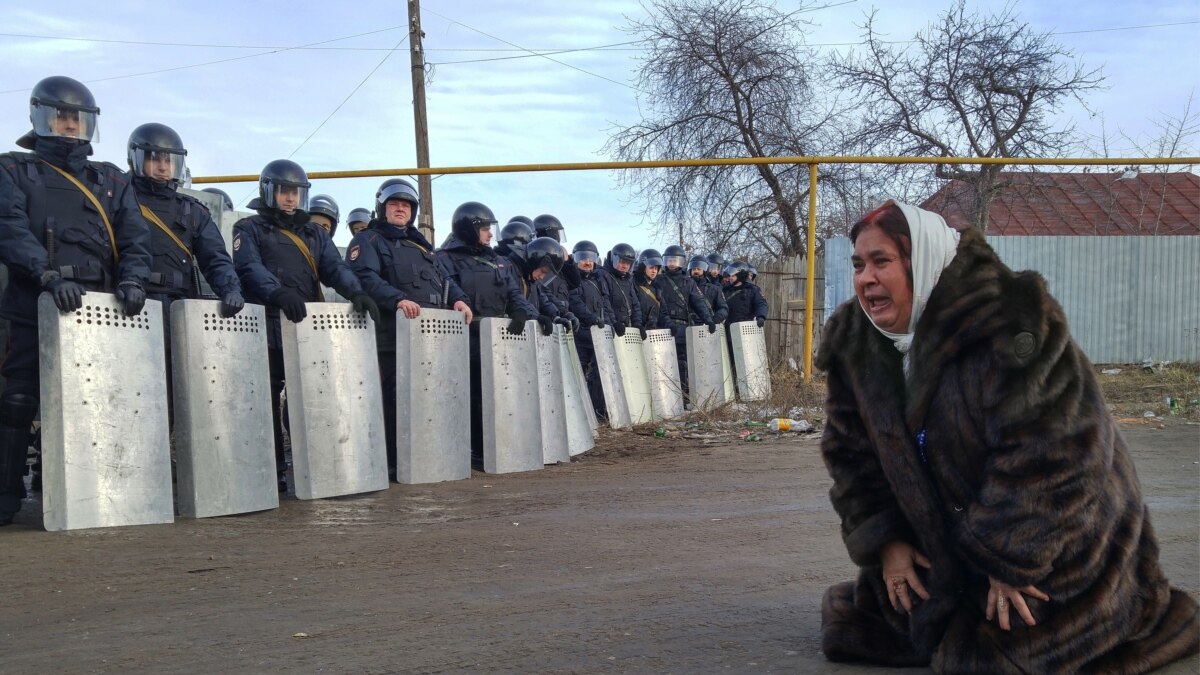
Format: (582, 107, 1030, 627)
(817, 229, 1198, 673)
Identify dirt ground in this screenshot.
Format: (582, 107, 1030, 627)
(1, 423, 1197, 674)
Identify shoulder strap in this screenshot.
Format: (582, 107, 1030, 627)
(638, 284, 660, 305)
(39, 159, 119, 266)
(398, 238, 430, 255)
(139, 203, 192, 257)
(276, 227, 326, 301)
(470, 255, 499, 270)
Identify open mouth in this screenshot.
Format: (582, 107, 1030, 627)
(864, 295, 891, 314)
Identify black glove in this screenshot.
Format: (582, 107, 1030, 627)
(756, 316, 766, 328)
(115, 282, 147, 317)
(564, 312, 580, 333)
(507, 309, 528, 335)
(351, 293, 381, 323)
(219, 290, 245, 318)
(537, 314, 554, 336)
(593, 319, 607, 330)
(553, 316, 572, 331)
(639, 326, 648, 340)
(271, 287, 308, 323)
(706, 322, 717, 334)
(42, 273, 86, 312)
(613, 322, 626, 337)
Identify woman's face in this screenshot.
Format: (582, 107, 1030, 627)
(852, 225, 913, 333)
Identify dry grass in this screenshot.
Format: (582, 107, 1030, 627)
(1095, 362, 1200, 421)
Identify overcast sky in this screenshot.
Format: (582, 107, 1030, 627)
(2, 0, 1196, 252)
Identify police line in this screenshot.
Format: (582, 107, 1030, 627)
(38, 293, 770, 531)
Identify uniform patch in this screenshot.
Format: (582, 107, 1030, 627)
(349, 245, 360, 261)
(1013, 331, 1036, 358)
(233, 233, 242, 252)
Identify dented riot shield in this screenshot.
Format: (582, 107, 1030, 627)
(558, 327, 595, 456)
(39, 293, 173, 531)
(613, 331, 653, 425)
(642, 329, 684, 420)
(730, 320, 772, 401)
(479, 318, 543, 474)
(281, 303, 389, 499)
(534, 325, 571, 464)
(686, 325, 728, 411)
(172, 300, 277, 518)
(589, 326, 632, 429)
(396, 309, 471, 483)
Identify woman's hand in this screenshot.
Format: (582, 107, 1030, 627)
(986, 577, 1050, 631)
(881, 540, 932, 613)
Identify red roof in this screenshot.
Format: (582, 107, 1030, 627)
(920, 171, 1200, 235)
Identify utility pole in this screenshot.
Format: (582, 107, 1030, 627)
(408, 0, 434, 242)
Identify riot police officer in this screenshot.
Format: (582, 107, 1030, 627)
(308, 194, 339, 238)
(496, 219, 562, 327)
(633, 248, 672, 332)
(436, 201, 539, 466)
(0, 76, 152, 525)
(346, 178, 472, 480)
(689, 254, 729, 326)
(654, 244, 715, 395)
(127, 123, 242, 313)
(494, 218, 535, 259)
(598, 243, 645, 340)
(347, 207, 371, 237)
(706, 252, 726, 283)
(532, 213, 581, 299)
(511, 236, 573, 335)
(568, 240, 615, 416)
(723, 260, 768, 327)
(233, 159, 379, 491)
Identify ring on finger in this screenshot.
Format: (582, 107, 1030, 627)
(997, 596, 1008, 612)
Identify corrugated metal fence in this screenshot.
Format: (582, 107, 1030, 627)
(823, 235, 1200, 363)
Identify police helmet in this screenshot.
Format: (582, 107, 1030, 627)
(662, 244, 688, 270)
(259, 159, 311, 212)
(517, 236, 566, 278)
(201, 188, 234, 210)
(533, 214, 564, 242)
(723, 260, 752, 282)
(348, 207, 372, 224)
(748, 264, 759, 281)
(571, 240, 600, 266)
(308, 194, 340, 237)
(451, 201, 498, 245)
(636, 248, 664, 273)
(688, 255, 709, 276)
(375, 178, 419, 226)
(508, 215, 534, 228)
(127, 123, 188, 186)
(499, 220, 535, 247)
(608, 243, 637, 269)
(29, 76, 99, 143)
(705, 252, 725, 274)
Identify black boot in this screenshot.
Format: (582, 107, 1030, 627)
(0, 424, 33, 526)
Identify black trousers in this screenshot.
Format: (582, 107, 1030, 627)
(575, 334, 606, 419)
(0, 322, 38, 515)
(267, 347, 289, 474)
(377, 350, 397, 478)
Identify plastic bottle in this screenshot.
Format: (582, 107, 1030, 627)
(768, 418, 810, 433)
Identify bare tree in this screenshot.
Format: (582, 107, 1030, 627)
(606, 0, 844, 258)
(831, 0, 1103, 231)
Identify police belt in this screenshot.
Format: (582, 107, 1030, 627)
(57, 265, 106, 284)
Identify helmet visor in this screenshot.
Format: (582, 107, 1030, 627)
(378, 182, 419, 209)
(31, 104, 98, 142)
(264, 183, 310, 212)
(640, 255, 664, 269)
(707, 262, 722, 273)
(572, 250, 598, 265)
(664, 255, 686, 269)
(130, 147, 187, 184)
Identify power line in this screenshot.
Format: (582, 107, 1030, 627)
(288, 36, 409, 159)
(429, 43, 646, 66)
(420, 7, 641, 93)
(0, 25, 408, 94)
(804, 18, 1200, 47)
(0, 31, 644, 52)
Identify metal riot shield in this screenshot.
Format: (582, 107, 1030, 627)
(557, 327, 595, 456)
(566, 331, 599, 437)
(730, 320, 772, 401)
(642, 329, 684, 420)
(534, 325, 570, 464)
(719, 324, 736, 401)
(590, 326, 632, 429)
(171, 301, 277, 518)
(613, 331, 653, 425)
(686, 325, 728, 411)
(39, 293, 173, 531)
(281, 303, 389, 499)
(395, 309, 471, 484)
(479, 318, 543, 474)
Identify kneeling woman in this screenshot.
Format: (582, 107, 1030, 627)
(818, 201, 1197, 673)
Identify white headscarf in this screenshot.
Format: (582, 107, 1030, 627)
(859, 200, 961, 373)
